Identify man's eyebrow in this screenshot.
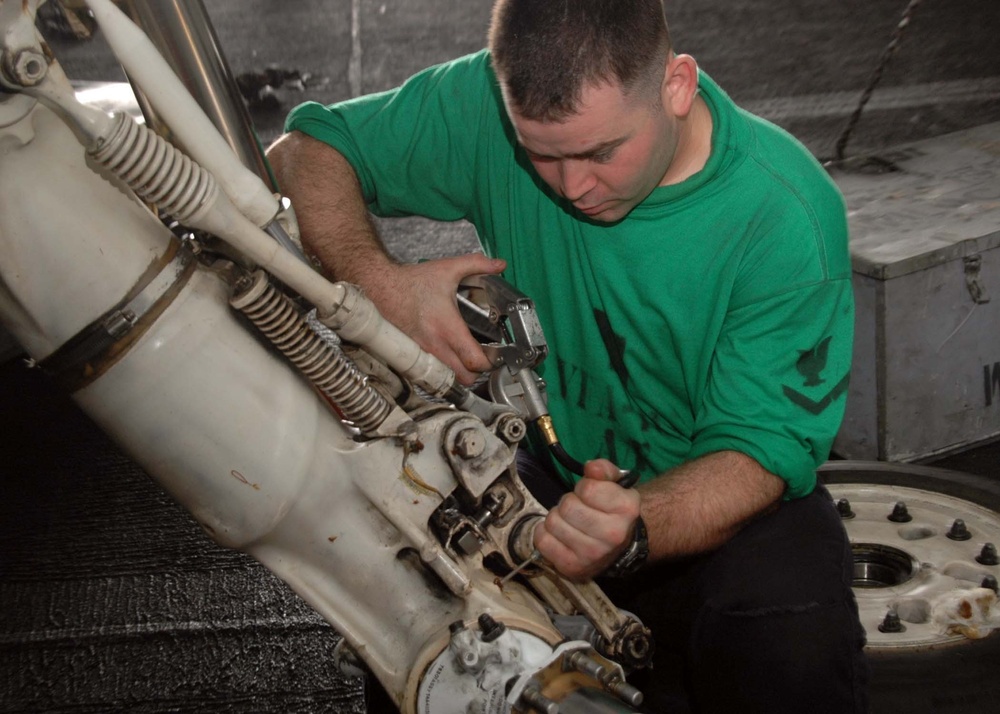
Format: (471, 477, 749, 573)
(569, 137, 628, 159)
(525, 136, 628, 160)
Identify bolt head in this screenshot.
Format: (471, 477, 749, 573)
(454, 428, 486, 459)
(878, 610, 905, 633)
(947, 518, 972, 541)
(887, 501, 912, 523)
(977, 542, 1000, 566)
(448, 620, 466, 634)
(9, 49, 48, 87)
(478, 613, 506, 642)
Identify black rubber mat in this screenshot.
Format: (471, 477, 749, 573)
(0, 360, 365, 713)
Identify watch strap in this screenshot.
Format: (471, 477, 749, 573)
(603, 515, 649, 578)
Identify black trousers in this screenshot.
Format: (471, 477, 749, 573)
(517, 452, 870, 714)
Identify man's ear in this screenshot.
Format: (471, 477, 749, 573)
(661, 54, 699, 118)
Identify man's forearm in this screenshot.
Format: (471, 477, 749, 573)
(266, 131, 393, 283)
(266, 131, 505, 383)
(638, 451, 786, 561)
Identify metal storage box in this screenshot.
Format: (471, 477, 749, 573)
(831, 123, 1000, 462)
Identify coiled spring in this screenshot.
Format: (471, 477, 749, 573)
(89, 112, 217, 222)
(231, 271, 392, 434)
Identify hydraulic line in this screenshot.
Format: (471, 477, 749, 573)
(230, 270, 393, 434)
(536, 414, 639, 486)
(535, 414, 586, 476)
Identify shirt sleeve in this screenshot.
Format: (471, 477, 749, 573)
(686, 171, 854, 499)
(688, 276, 854, 498)
(284, 50, 500, 222)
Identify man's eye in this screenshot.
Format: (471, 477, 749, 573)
(591, 150, 615, 164)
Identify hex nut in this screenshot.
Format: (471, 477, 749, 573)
(497, 414, 526, 444)
(8, 49, 48, 86)
(454, 428, 486, 459)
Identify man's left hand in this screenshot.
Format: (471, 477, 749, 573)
(533, 459, 641, 581)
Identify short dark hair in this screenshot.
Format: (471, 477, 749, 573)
(488, 0, 672, 121)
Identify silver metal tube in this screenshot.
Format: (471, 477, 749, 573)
(121, 0, 276, 190)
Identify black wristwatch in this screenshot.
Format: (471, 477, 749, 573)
(603, 515, 649, 578)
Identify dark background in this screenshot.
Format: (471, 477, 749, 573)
(2, 0, 999, 711)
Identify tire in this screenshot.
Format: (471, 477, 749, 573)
(818, 461, 1000, 714)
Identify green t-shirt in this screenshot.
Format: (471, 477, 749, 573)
(286, 50, 853, 499)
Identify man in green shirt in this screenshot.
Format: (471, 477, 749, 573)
(268, 0, 868, 710)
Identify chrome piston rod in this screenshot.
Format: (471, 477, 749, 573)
(121, 0, 275, 190)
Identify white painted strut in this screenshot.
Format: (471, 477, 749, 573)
(83, 0, 279, 228)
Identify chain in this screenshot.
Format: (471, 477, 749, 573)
(832, 0, 924, 162)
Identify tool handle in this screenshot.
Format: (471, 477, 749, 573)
(617, 470, 640, 489)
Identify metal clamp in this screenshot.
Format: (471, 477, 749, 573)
(39, 244, 195, 387)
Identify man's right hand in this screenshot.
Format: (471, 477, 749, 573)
(359, 253, 507, 385)
(533, 459, 642, 582)
(268, 132, 506, 386)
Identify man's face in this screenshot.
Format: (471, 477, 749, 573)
(508, 79, 679, 223)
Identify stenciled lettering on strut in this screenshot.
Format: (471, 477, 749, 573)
(782, 335, 849, 415)
(986, 361, 1000, 407)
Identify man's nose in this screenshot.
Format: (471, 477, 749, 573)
(559, 159, 595, 202)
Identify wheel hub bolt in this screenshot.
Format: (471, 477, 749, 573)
(887, 501, 912, 523)
(947, 519, 972, 541)
(878, 610, 905, 633)
(836, 498, 855, 519)
(983, 575, 999, 594)
(976, 542, 999, 566)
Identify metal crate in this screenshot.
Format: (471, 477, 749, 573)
(831, 123, 1000, 461)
